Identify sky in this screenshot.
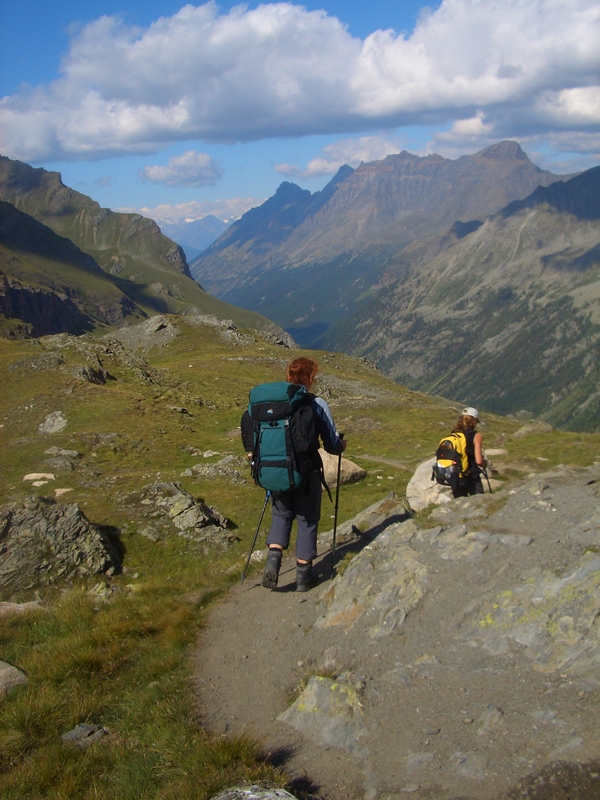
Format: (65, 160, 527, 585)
(1, 0, 599, 226)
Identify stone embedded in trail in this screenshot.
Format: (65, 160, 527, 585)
(0, 495, 120, 595)
(317, 525, 426, 637)
(278, 674, 368, 756)
(464, 551, 600, 681)
(316, 496, 425, 637)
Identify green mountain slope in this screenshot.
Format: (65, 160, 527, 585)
(0, 200, 144, 336)
(0, 156, 288, 337)
(326, 167, 600, 432)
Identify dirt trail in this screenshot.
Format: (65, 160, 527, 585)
(193, 471, 600, 800)
(194, 547, 367, 799)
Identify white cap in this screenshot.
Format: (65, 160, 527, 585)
(462, 406, 479, 418)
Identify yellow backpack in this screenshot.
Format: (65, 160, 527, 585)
(432, 432, 470, 487)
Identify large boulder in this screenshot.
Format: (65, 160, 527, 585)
(319, 449, 367, 487)
(0, 496, 120, 597)
(406, 457, 452, 512)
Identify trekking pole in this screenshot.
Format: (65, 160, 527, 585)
(481, 466, 493, 493)
(331, 434, 344, 580)
(241, 490, 270, 585)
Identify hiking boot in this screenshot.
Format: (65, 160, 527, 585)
(261, 548, 282, 589)
(296, 561, 316, 592)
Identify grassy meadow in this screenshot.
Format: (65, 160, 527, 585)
(1, 316, 599, 799)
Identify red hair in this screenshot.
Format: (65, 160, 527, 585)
(286, 357, 318, 388)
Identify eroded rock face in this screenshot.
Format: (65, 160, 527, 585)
(0, 496, 120, 596)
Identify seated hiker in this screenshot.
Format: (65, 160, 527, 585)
(262, 357, 346, 592)
(451, 406, 487, 498)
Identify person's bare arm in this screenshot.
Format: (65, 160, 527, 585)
(474, 432, 486, 467)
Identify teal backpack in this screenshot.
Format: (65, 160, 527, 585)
(241, 382, 320, 493)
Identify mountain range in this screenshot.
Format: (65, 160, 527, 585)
(190, 142, 600, 432)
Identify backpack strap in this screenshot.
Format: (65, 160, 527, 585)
(316, 450, 332, 502)
(464, 429, 477, 475)
(283, 418, 296, 491)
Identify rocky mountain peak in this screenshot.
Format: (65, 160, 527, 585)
(473, 139, 529, 161)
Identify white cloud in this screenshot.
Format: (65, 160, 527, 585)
(275, 135, 403, 177)
(0, 0, 599, 163)
(121, 197, 263, 225)
(140, 150, 222, 186)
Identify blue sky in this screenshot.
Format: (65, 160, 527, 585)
(1, 0, 599, 226)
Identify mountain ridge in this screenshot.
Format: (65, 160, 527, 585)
(190, 141, 568, 296)
(0, 156, 289, 338)
(327, 166, 600, 431)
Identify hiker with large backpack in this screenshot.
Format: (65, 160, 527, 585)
(241, 357, 346, 592)
(433, 406, 487, 498)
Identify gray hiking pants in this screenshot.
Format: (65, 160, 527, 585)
(266, 470, 322, 562)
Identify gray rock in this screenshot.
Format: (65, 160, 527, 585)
(464, 551, 600, 680)
(108, 315, 179, 351)
(512, 420, 554, 437)
(0, 660, 28, 695)
(123, 482, 236, 548)
(0, 601, 42, 617)
(406, 458, 452, 512)
(61, 723, 107, 748)
(278, 674, 368, 756)
(37, 411, 67, 434)
(187, 456, 248, 485)
(319, 449, 367, 486)
(0, 496, 120, 595)
(208, 787, 298, 800)
(316, 517, 426, 637)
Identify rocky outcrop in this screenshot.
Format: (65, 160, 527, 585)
(196, 464, 600, 800)
(0, 273, 96, 338)
(0, 496, 120, 596)
(107, 314, 180, 351)
(183, 455, 249, 486)
(122, 482, 236, 548)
